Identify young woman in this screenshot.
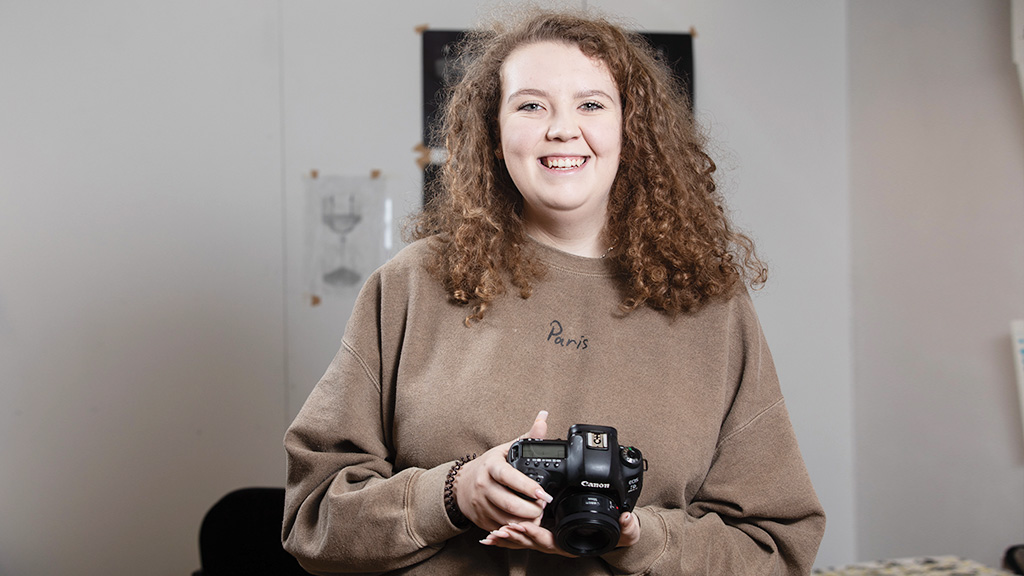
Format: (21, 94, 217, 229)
(283, 9, 825, 575)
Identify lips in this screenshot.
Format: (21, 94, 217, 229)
(541, 156, 587, 170)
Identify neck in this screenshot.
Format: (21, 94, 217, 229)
(524, 219, 609, 258)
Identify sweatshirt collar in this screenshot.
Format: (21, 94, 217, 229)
(526, 235, 617, 277)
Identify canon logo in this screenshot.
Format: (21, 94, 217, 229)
(581, 480, 611, 489)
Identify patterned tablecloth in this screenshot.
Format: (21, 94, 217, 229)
(812, 556, 1014, 576)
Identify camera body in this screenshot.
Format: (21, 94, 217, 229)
(507, 424, 645, 556)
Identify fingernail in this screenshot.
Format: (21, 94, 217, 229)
(536, 410, 548, 421)
(622, 512, 631, 522)
(535, 488, 553, 503)
(480, 538, 492, 545)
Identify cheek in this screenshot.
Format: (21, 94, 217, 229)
(590, 122, 622, 158)
(499, 125, 532, 158)
(605, 133, 622, 158)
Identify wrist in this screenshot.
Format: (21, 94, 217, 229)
(444, 454, 476, 528)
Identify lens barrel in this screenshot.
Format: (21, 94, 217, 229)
(553, 493, 621, 556)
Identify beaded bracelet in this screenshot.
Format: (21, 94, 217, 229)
(444, 453, 477, 528)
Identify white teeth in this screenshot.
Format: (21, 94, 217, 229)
(544, 157, 585, 169)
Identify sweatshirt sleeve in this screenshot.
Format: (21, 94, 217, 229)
(281, 271, 464, 575)
(601, 399, 826, 575)
(602, 293, 826, 575)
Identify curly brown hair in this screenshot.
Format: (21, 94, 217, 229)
(408, 8, 766, 323)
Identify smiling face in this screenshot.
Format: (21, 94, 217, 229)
(498, 41, 622, 242)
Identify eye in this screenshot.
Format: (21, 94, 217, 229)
(517, 102, 543, 112)
(580, 101, 605, 111)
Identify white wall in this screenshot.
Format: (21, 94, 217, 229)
(850, 0, 1024, 568)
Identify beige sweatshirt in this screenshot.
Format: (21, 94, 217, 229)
(283, 237, 825, 575)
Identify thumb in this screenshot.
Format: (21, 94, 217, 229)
(525, 410, 549, 439)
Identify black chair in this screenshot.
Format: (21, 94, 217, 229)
(193, 487, 310, 576)
(1006, 545, 1024, 575)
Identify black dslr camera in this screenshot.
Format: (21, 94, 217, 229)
(507, 424, 646, 556)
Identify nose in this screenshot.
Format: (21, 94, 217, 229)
(546, 110, 581, 141)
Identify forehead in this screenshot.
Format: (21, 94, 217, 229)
(499, 41, 617, 97)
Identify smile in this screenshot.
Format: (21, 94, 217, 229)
(541, 156, 587, 170)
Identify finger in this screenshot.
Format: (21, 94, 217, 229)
(477, 496, 541, 529)
(462, 455, 544, 524)
(617, 511, 641, 547)
(480, 523, 533, 548)
(456, 455, 536, 530)
(471, 497, 541, 532)
(474, 412, 554, 527)
(492, 410, 549, 458)
(508, 520, 556, 546)
(483, 478, 546, 520)
(490, 527, 512, 540)
(497, 521, 573, 557)
(483, 523, 530, 549)
(524, 410, 549, 439)
(480, 526, 526, 548)
(490, 462, 552, 511)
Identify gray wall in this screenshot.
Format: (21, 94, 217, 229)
(0, 2, 287, 575)
(850, 0, 1024, 566)
(0, 1, 1020, 575)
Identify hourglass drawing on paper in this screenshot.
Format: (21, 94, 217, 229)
(321, 193, 362, 286)
(304, 172, 392, 300)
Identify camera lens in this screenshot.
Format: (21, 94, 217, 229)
(553, 493, 621, 556)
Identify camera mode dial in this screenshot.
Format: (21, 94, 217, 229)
(620, 446, 642, 467)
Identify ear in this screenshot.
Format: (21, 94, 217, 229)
(495, 147, 504, 160)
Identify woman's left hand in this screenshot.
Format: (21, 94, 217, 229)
(479, 510, 641, 556)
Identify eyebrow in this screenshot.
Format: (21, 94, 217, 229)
(505, 88, 617, 103)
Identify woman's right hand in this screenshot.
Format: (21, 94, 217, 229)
(453, 410, 554, 531)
